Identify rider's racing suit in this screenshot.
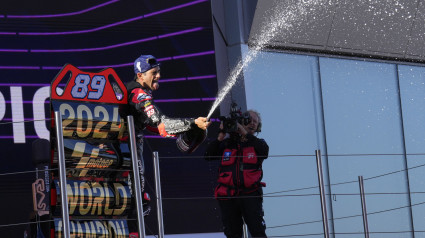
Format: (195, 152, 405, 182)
(125, 80, 196, 196)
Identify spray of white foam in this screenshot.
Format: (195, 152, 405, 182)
(207, 0, 327, 119)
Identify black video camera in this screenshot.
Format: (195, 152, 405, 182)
(219, 102, 251, 134)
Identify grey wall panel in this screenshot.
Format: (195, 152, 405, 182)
(249, 0, 336, 49)
(224, 0, 245, 46)
(249, 0, 425, 62)
(211, 0, 227, 43)
(328, 0, 417, 55)
(241, 0, 259, 42)
(406, 0, 425, 58)
(212, 0, 232, 116)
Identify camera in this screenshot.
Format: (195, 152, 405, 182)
(219, 102, 251, 134)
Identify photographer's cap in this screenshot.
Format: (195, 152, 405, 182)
(134, 55, 160, 74)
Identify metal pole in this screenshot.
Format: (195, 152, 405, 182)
(153, 151, 165, 238)
(54, 111, 70, 238)
(127, 115, 146, 238)
(243, 222, 249, 238)
(358, 176, 369, 238)
(315, 150, 330, 238)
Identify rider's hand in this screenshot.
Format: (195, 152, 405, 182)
(195, 117, 211, 130)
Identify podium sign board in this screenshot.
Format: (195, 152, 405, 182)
(45, 64, 138, 237)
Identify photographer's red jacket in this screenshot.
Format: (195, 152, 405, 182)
(204, 134, 269, 198)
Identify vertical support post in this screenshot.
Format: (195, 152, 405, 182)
(54, 111, 70, 238)
(127, 115, 146, 238)
(315, 150, 330, 238)
(243, 222, 249, 238)
(153, 151, 165, 238)
(358, 176, 369, 238)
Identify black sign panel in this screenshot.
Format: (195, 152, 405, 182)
(0, 1, 220, 237)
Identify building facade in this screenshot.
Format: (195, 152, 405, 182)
(212, 0, 425, 237)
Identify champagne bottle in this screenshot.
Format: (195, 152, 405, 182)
(176, 126, 207, 154)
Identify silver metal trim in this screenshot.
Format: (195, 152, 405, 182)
(315, 150, 329, 238)
(359, 176, 369, 238)
(243, 222, 249, 238)
(54, 111, 70, 238)
(153, 151, 165, 238)
(127, 115, 146, 238)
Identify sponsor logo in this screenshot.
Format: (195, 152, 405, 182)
(32, 179, 49, 216)
(144, 105, 155, 117)
(167, 121, 185, 129)
(223, 151, 231, 161)
(169, 128, 186, 134)
(55, 219, 129, 238)
(144, 105, 153, 112)
(84, 158, 114, 169)
(43, 165, 50, 192)
(71, 142, 117, 177)
(247, 152, 255, 160)
(137, 93, 151, 101)
(146, 109, 155, 117)
(150, 114, 159, 123)
(54, 181, 131, 216)
(143, 101, 152, 107)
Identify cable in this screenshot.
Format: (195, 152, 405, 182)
(0, 118, 51, 126)
(144, 223, 159, 238)
(269, 233, 323, 237)
(263, 161, 425, 196)
(268, 230, 425, 237)
(0, 167, 137, 177)
(364, 162, 425, 181)
(157, 190, 425, 201)
(1, 138, 424, 200)
(0, 219, 54, 228)
(0, 167, 57, 176)
(267, 200, 425, 230)
(4, 121, 425, 236)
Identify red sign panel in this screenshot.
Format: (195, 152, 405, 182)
(50, 64, 127, 104)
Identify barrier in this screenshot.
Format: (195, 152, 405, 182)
(2, 116, 425, 237)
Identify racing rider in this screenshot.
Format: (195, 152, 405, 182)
(125, 54, 210, 204)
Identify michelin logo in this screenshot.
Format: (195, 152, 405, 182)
(137, 93, 151, 101)
(223, 151, 231, 161)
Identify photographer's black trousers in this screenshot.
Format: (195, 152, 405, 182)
(218, 191, 267, 238)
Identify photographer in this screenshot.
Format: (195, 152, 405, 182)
(204, 109, 269, 238)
